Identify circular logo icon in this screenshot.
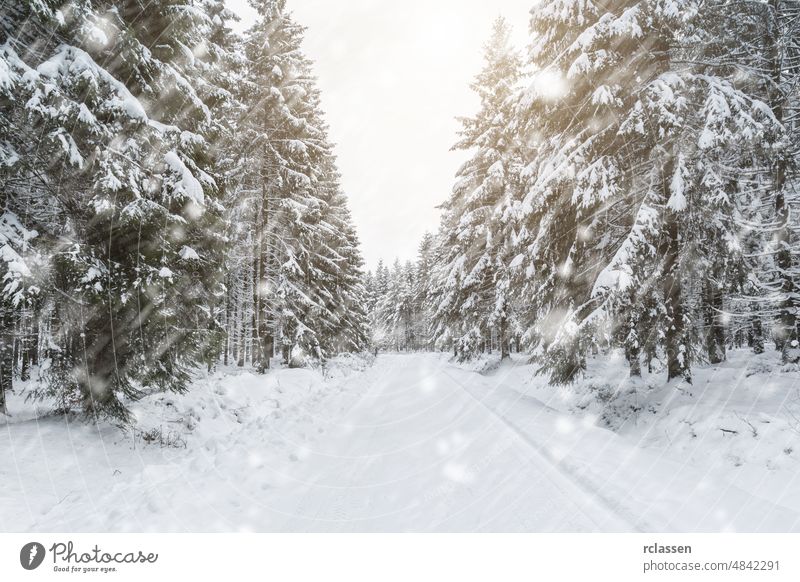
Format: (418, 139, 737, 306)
(20, 542, 46, 570)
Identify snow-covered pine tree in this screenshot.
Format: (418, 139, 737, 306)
(414, 232, 436, 350)
(370, 259, 390, 348)
(430, 17, 522, 361)
(709, 0, 800, 362)
(1, 1, 70, 414)
(300, 154, 368, 357)
(234, 0, 368, 369)
(1, 0, 230, 418)
(380, 259, 405, 351)
(511, 0, 775, 383)
(400, 260, 417, 350)
(2, 0, 368, 419)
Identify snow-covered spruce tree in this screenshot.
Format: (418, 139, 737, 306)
(194, 0, 243, 371)
(511, 0, 776, 383)
(0, 1, 68, 414)
(414, 232, 436, 350)
(367, 242, 439, 353)
(302, 158, 369, 356)
(430, 17, 522, 361)
(363, 268, 377, 336)
(235, 0, 367, 369)
(1, 0, 229, 418)
(369, 259, 390, 348)
(710, 0, 800, 362)
(399, 260, 418, 350)
(509, 0, 661, 382)
(378, 259, 407, 351)
(749, 0, 800, 361)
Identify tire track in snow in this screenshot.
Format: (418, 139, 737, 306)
(445, 364, 643, 532)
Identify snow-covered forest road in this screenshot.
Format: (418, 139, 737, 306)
(272, 354, 633, 532)
(2, 354, 798, 532)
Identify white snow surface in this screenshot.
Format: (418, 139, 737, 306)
(1, 350, 798, 532)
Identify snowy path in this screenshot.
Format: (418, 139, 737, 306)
(272, 354, 633, 531)
(2, 353, 798, 531)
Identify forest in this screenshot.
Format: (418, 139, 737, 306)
(369, 6, 800, 386)
(2, 0, 800, 422)
(0, 0, 367, 420)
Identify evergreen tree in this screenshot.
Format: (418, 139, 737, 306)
(230, 0, 368, 368)
(508, 0, 775, 383)
(430, 17, 522, 361)
(414, 232, 435, 350)
(1, 0, 368, 419)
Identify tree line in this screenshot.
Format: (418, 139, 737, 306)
(370, 3, 800, 384)
(0, 0, 367, 419)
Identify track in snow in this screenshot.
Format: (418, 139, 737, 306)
(270, 354, 634, 531)
(4, 353, 795, 532)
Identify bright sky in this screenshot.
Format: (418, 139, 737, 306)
(226, 0, 533, 270)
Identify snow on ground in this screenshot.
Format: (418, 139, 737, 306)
(457, 349, 800, 532)
(1, 350, 798, 532)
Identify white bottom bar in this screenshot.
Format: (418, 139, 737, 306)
(1, 534, 797, 581)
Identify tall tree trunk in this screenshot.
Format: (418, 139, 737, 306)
(662, 152, 691, 383)
(223, 272, 231, 367)
(20, 331, 30, 382)
(0, 305, 12, 415)
(664, 213, 689, 382)
(773, 161, 795, 357)
(626, 341, 641, 377)
(703, 277, 726, 364)
(30, 314, 39, 368)
(19, 308, 34, 380)
(767, 0, 797, 360)
(751, 312, 765, 354)
(499, 315, 509, 360)
(625, 310, 641, 377)
(252, 214, 262, 371)
(257, 190, 273, 372)
(236, 282, 245, 368)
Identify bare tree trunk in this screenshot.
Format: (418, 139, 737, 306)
(257, 190, 273, 372)
(20, 331, 30, 381)
(223, 272, 231, 367)
(664, 212, 689, 382)
(751, 312, 765, 354)
(499, 315, 509, 360)
(30, 314, 39, 368)
(627, 342, 641, 377)
(625, 309, 641, 377)
(236, 282, 245, 368)
(252, 203, 263, 371)
(703, 277, 726, 364)
(0, 306, 11, 415)
(660, 152, 690, 383)
(766, 0, 797, 360)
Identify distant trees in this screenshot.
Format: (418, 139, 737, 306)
(366, 240, 436, 353)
